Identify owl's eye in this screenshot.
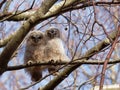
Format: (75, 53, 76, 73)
(38, 36, 43, 39)
(50, 30, 57, 35)
(31, 36, 35, 39)
(51, 30, 55, 33)
(30, 35, 43, 40)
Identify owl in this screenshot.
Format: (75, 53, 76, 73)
(45, 27, 70, 75)
(24, 30, 47, 81)
(24, 28, 69, 81)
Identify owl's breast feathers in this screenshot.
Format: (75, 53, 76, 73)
(24, 44, 45, 62)
(45, 38, 69, 61)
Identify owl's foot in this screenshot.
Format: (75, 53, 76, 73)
(49, 59, 57, 66)
(27, 60, 34, 65)
(49, 59, 55, 63)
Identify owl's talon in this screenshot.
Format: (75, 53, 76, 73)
(27, 60, 34, 65)
(49, 59, 54, 63)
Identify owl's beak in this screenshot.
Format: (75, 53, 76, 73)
(33, 37, 40, 43)
(48, 30, 56, 38)
(34, 38, 39, 43)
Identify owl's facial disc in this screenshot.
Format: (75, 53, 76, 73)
(47, 29, 60, 38)
(31, 34, 43, 43)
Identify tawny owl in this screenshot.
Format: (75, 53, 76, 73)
(24, 30, 47, 81)
(45, 27, 70, 75)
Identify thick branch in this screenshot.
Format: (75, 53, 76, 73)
(40, 27, 118, 90)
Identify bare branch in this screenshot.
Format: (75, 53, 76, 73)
(5, 58, 120, 71)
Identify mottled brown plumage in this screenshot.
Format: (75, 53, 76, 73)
(24, 30, 47, 81)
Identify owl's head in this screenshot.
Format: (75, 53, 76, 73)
(45, 27, 60, 39)
(27, 30, 46, 45)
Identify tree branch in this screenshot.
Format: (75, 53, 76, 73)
(6, 58, 120, 71)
